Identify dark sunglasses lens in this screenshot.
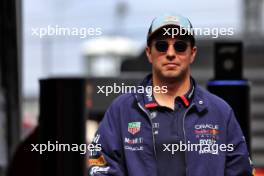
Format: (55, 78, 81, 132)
(155, 41, 168, 52)
(174, 41, 187, 52)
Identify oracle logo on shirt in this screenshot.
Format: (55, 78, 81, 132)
(194, 124, 219, 130)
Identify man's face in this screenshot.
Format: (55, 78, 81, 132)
(146, 36, 197, 81)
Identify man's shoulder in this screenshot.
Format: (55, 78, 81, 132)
(196, 85, 232, 111)
(109, 93, 136, 108)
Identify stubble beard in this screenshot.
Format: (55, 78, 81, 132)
(153, 66, 190, 84)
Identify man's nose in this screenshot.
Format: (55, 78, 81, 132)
(166, 44, 176, 60)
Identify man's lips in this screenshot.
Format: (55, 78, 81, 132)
(163, 63, 180, 67)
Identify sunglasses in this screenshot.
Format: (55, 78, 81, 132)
(154, 40, 188, 52)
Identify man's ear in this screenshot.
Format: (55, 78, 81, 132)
(190, 46, 197, 64)
(145, 46, 152, 64)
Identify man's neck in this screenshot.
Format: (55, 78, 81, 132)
(152, 73, 191, 110)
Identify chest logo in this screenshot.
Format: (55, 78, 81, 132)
(194, 123, 220, 138)
(128, 122, 141, 135)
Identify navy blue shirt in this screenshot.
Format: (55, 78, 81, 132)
(143, 78, 195, 176)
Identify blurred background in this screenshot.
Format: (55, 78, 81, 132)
(1, 0, 264, 175)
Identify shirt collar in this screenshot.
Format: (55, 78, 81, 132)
(143, 77, 195, 109)
(144, 78, 159, 108)
(177, 78, 195, 107)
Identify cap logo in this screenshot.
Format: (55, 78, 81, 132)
(164, 16, 179, 23)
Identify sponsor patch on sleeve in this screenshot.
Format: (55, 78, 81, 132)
(88, 154, 107, 166)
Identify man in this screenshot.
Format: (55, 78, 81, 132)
(88, 13, 254, 176)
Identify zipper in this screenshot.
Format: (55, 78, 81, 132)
(183, 103, 195, 176)
(137, 102, 157, 160)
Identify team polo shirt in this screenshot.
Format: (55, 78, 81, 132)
(143, 78, 195, 176)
